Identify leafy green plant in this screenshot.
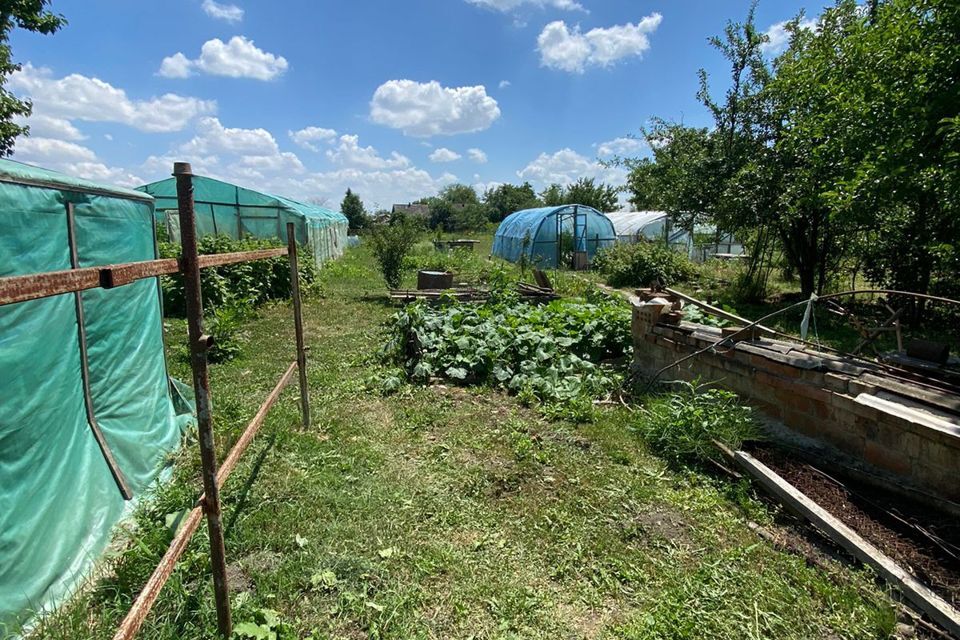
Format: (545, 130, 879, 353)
(593, 241, 698, 288)
(370, 218, 420, 289)
(158, 232, 318, 317)
(232, 607, 295, 639)
(634, 379, 761, 465)
(381, 289, 632, 415)
(206, 299, 254, 363)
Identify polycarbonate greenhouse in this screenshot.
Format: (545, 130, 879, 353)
(606, 211, 671, 243)
(137, 175, 348, 266)
(492, 204, 616, 268)
(0, 159, 193, 627)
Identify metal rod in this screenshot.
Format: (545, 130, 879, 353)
(65, 203, 134, 500)
(174, 161, 231, 639)
(112, 360, 296, 640)
(286, 223, 310, 430)
(0, 249, 286, 307)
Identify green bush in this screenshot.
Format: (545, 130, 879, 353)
(370, 218, 420, 289)
(158, 234, 318, 317)
(634, 380, 760, 465)
(593, 241, 697, 288)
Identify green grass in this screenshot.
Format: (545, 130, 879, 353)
(19, 238, 898, 640)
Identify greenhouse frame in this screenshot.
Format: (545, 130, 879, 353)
(492, 204, 616, 268)
(137, 175, 348, 266)
(0, 159, 193, 628)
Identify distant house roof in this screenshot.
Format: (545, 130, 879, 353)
(391, 203, 430, 217)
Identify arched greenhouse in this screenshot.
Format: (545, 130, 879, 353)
(492, 204, 616, 269)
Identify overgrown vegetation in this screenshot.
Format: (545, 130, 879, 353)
(382, 289, 632, 418)
(21, 240, 899, 639)
(635, 380, 761, 465)
(158, 233, 318, 361)
(593, 241, 698, 288)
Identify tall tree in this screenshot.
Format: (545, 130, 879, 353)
(427, 184, 489, 231)
(563, 177, 620, 212)
(483, 182, 540, 222)
(1, 1, 66, 155)
(539, 184, 564, 207)
(340, 188, 369, 230)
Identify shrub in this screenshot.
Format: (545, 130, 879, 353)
(634, 380, 760, 465)
(593, 241, 697, 288)
(370, 218, 420, 289)
(158, 233, 318, 317)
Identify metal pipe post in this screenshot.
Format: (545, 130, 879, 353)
(173, 161, 232, 639)
(286, 223, 310, 429)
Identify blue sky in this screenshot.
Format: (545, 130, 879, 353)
(9, 0, 821, 209)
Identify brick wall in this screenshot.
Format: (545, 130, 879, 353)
(631, 300, 960, 505)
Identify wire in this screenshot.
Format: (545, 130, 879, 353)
(639, 288, 960, 393)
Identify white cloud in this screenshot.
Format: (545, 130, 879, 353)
(159, 36, 288, 81)
(370, 79, 501, 137)
(466, 0, 584, 12)
(157, 52, 193, 79)
(467, 148, 488, 163)
(498, 80, 511, 89)
(181, 117, 279, 156)
(326, 134, 410, 170)
(761, 18, 818, 55)
(202, 0, 244, 22)
(537, 14, 662, 73)
(9, 63, 215, 133)
(13, 137, 143, 187)
(429, 147, 461, 163)
(517, 148, 627, 188)
(14, 114, 85, 141)
(596, 136, 645, 157)
(289, 126, 337, 151)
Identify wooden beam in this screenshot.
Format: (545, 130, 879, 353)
(733, 450, 960, 638)
(662, 286, 778, 337)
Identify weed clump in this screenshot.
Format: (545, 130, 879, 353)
(635, 380, 761, 464)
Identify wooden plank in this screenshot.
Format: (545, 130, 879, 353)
(733, 450, 960, 638)
(663, 286, 778, 337)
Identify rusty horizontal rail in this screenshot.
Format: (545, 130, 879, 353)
(0, 247, 289, 307)
(198, 247, 287, 269)
(111, 360, 297, 640)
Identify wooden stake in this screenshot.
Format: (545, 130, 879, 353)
(173, 162, 232, 639)
(286, 223, 310, 430)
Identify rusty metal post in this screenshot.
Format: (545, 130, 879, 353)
(174, 162, 232, 639)
(286, 223, 310, 429)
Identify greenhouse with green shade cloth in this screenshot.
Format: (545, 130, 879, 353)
(492, 204, 616, 268)
(0, 159, 193, 629)
(137, 175, 348, 266)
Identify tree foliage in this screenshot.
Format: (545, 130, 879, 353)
(1, 0, 66, 155)
(427, 183, 489, 231)
(538, 179, 619, 212)
(483, 182, 539, 222)
(340, 188, 369, 230)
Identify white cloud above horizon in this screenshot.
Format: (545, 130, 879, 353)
(596, 135, 645, 157)
(429, 147, 461, 163)
(760, 17, 818, 55)
(370, 79, 501, 137)
(517, 147, 627, 189)
(159, 36, 288, 80)
(201, 0, 244, 23)
(465, 0, 584, 13)
(537, 14, 662, 73)
(289, 126, 338, 151)
(9, 63, 215, 133)
(467, 148, 488, 163)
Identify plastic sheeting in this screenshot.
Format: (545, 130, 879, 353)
(606, 211, 670, 242)
(138, 175, 349, 267)
(0, 159, 193, 629)
(492, 205, 616, 268)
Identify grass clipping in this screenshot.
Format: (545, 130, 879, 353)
(635, 380, 762, 465)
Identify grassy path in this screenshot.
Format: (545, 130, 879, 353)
(26, 246, 897, 639)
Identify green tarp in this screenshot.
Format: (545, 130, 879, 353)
(137, 175, 349, 267)
(0, 159, 193, 630)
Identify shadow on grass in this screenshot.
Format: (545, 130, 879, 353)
(226, 433, 277, 534)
